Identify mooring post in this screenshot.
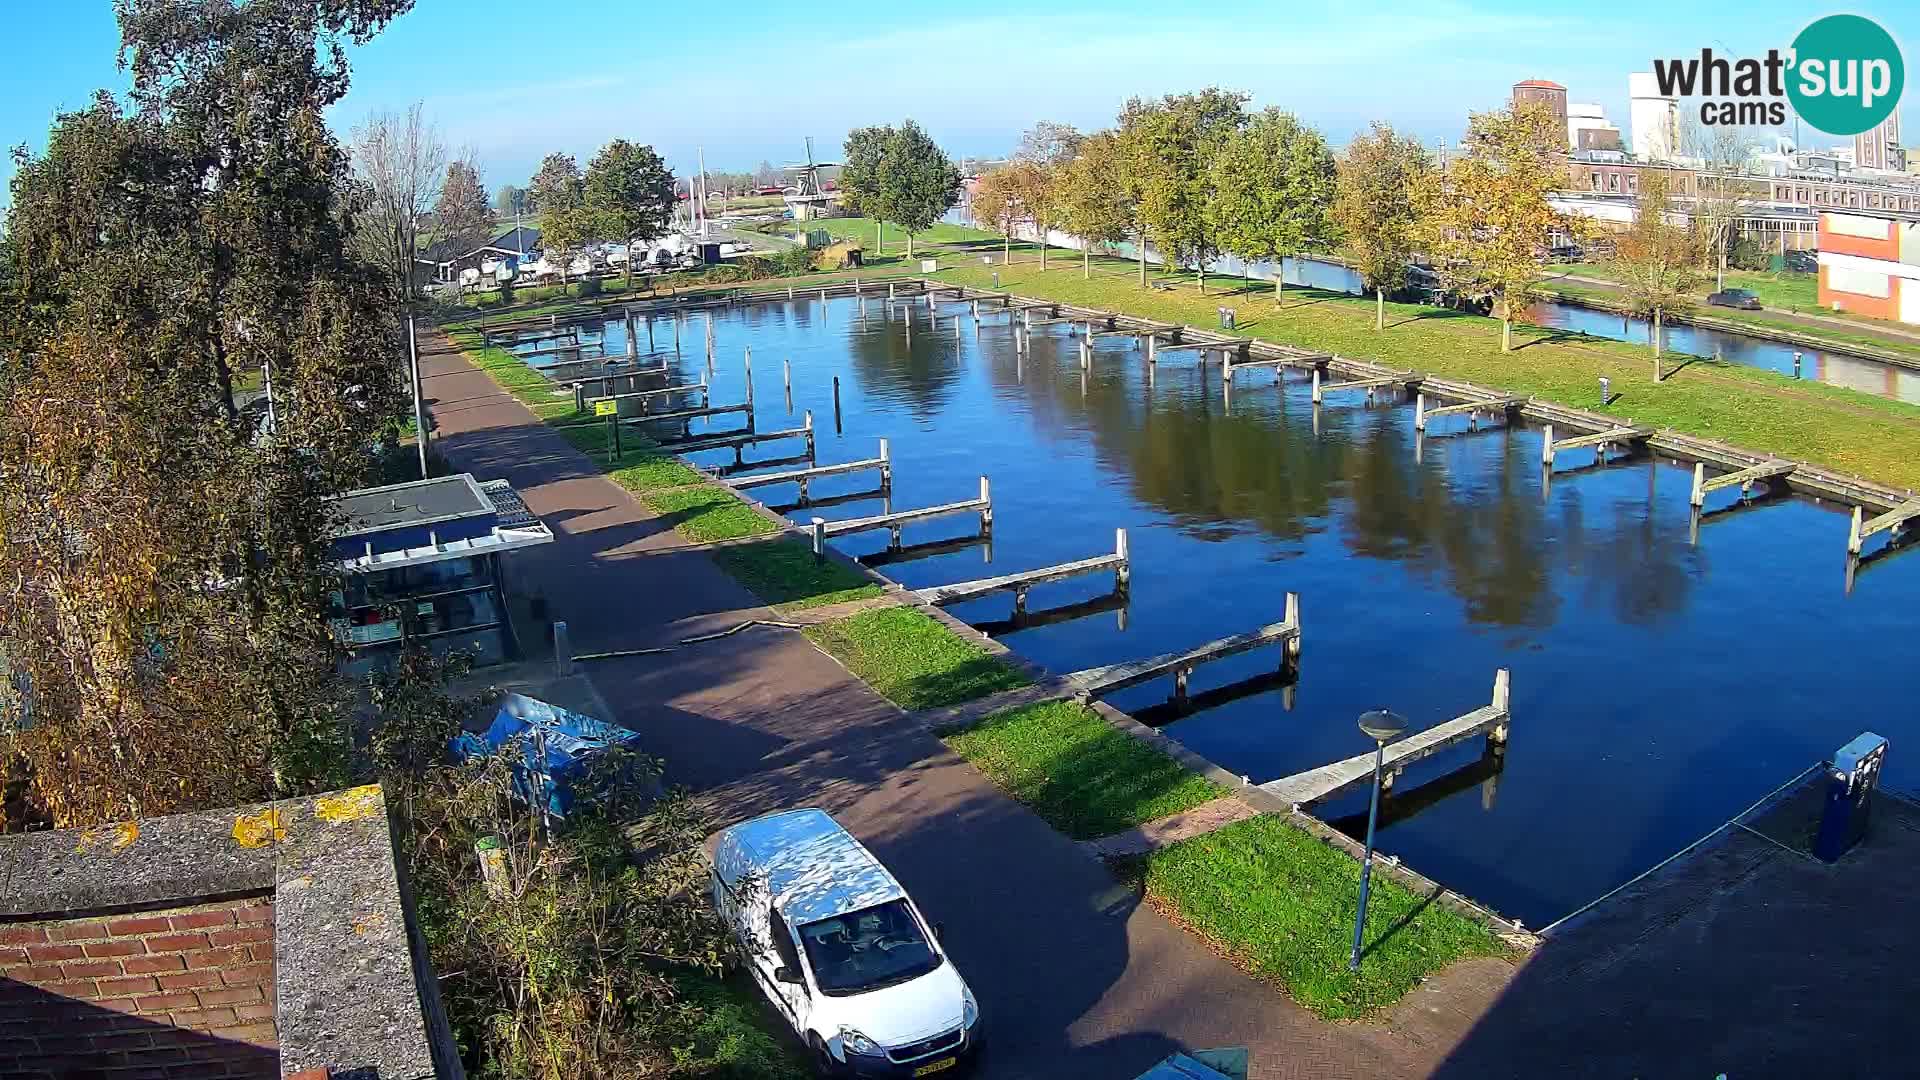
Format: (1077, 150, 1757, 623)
(1489, 668, 1512, 748)
(1013, 584, 1029, 616)
(1115, 527, 1131, 592)
(803, 411, 815, 458)
(1173, 666, 1190, 706)
(1690, 462, 1707, 507)
(783, 358, 792, 396)
(812, 517, 827, 563)
(646, 316, 654, 353)
(1310, 366, 1322, 404)
(978, 475, 993, 533)
(1414, 393, 1426, 431)
(573, 383, 585, 414)
(1146, 334, 1157, 364)
(1849, 505, 1865, 556)
(553, 620, 573, 676)
(1222, 349, 1232, 382)
(1540, 424, 1556, 467)
(888, 281, 896, 299)
(1080, 337, 1092, 369)
(1284, 591, 1302, 666)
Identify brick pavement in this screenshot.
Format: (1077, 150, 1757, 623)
(420, 327, 1517, 1079)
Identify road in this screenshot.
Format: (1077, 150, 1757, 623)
(417, 327, 1513, 1079)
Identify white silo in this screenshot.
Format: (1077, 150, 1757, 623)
(1629, 72, 1679, 161)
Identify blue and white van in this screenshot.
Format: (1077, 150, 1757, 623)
(711, 808, 982, 1077)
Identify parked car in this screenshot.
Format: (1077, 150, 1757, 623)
(1707, 287, 1762, 310)
(711, 808, 981, 1077)
(1785, 250, 1818, 274)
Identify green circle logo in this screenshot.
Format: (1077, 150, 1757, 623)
(1788, 15, 1904, 136)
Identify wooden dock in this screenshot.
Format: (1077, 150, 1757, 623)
(1061, 594, 1300, 705)
(1260, 670, 1511, 807)
(1541, 424, 1652, 467)
(1415, 393, 1523, 431)
(1312, 368, 1419, 404)
(1690, 460, 1796, 507)
(629, 402, 752, 435)
(727, 440, 892, 501)
(813, 477, 992, 551)
(1848, 498, 1920, 556)
(917, 529, 1130, 614)
(583, 381, 708, 406)
(669, 412, 813, 465)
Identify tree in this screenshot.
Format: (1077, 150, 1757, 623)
(528, 152, 585, 283)
(1013, 122, 1081, 270)
(1334, 122, 1431, 329)
(1208, 107, 1337, 302)
(1684, 121, 1759, 290)
(1018, 121, 1083, 168)
(584, 140, 676, 292)
(350, 102, 446, 302)
(840, 124, 895, 253)
(493, 182, 526, 215)
(1611, 170, 1703, 380)
(970, 163, 1043, 264)
(874, 120, 961, 258)
(1414, 100, 1572, 352)
(1056, 130, 1135, 279)
(1118, 88, 1248, 293)
(752, 159, 780, 187)
(435, 155, 494, 259)
(1, 0, 413, 827)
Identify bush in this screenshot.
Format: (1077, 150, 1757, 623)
(573, 276, 603, 298)
(497, 278, 514, 306)
(772, 246, 816, 277)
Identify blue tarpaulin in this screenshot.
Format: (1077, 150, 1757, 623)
(449, 693, 642, 817)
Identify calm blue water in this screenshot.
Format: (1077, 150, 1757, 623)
(535, 298, 1920, 927)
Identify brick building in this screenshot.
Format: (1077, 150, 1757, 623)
(1, 786, 461, 1079)
(1816, 209, 1920, 324)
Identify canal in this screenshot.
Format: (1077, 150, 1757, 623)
(530, 298, 1920, 928)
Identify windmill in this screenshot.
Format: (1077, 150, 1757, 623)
(783, 137, 838, 220)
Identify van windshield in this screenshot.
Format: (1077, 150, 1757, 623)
(797, 900, 941, 996)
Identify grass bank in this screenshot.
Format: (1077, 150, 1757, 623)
(1538, 277, 1920, 363)
(712, 539, 883, 611)
(1136, 815, 1512, 1020)
(926, 252, 1920, 488)
(803, 606, 1029, 711)
(945, 700, 1221, 839)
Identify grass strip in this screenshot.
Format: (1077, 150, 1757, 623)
(1136, 815, 1511, 1020)
(711, 538, 883, 611)
(803, 606, 1029, 711)
(928, 254, 1920, 488)
(945, 700, 1222, 839)
(641, 485, 779, 544)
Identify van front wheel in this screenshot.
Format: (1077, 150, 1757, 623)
(810, 1035, 843, 1078)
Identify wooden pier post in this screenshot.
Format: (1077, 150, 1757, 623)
(1540, 424, 1555, 467)
(833, 377, 843, 434)
(1690, 463, 1707, 507)
(1849, 506, 1865, 556)
(888, 281, 896, 299)
(625, 311, 638, 359)
(1310, 366, 1322, 404)
(787, 285, 795, 300)
(1488, 668, 1511, 748)
(878, 438, 892, 489)
(646, 316, 654, 353)
(783, 358, 792, 396)
(804, 410, 815, 458)
(1283, 591, 1302, 667)
(1414, 393, 1426, 431)
(1146, 335, 1157, 364)
(1221, 349, 1233, 383)
(1080, 337, 1093, 369)
(812, 517, 827, 563)
(979, 476, 993, 533)
(1115, 527, 1131, 592)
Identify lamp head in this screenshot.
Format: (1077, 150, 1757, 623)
(1358, 708, 1409, 743)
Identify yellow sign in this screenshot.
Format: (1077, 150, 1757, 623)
(594, 401, 618, 417)
(912, 1059, 957, 1077)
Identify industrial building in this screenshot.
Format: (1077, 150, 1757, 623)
(1816, 209, 1920, 325)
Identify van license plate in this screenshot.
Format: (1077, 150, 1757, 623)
(913, 1058, 957, 1076)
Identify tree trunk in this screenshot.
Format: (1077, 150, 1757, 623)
(1275, 269, 1284, 303)
(624, 232, 634, 295)
(1083, 246, 1090, 279)
(1197, 264, 1205, 295)
(907, 233, 914, 257)
(1376, 287, 1384, 330)
(1137, 227, 1147, 287)
(1039, 225, 1047, 270)
(1716, 245, 1726, 290)
(1004, 232, 1011, 264)
(876, 220, 884, 254)
(1653, 308, 1664, 381)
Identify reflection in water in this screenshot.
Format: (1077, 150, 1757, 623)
(643, 296, 1920, 928)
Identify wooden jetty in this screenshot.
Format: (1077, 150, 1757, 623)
(812, 477, 992, 551)
(1260, 669, 1511, 807)
(1689, 459, 1796, 507)
(583, 381, 708, 406)
(727, 440, 892, 501)
(917, 529, 1130, 614)
(669, 412, 813, 465)
(1848, 497, 1920, 557)
(1062, 594, 1300, 705)
(1540, 424, 1652, 467)
(1415, 393, 1523, 431)
(1225, 350, 1328, 379)
(630, 402, 752, 436)
(1311, 368, 1418, 404)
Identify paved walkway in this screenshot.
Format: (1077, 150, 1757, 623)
(419, 328, 1516, 1079)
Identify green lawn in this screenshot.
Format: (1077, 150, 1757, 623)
(927, 252, 1920, 488)
(803, 606, 1029, 711)
(1138, 815, 1511, 1020)
(641, 485, 779, 544)
(945, 700, 1222, 839)
(712, 538, 884, 611)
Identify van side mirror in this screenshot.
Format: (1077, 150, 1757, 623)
(774, 966, 802, 985)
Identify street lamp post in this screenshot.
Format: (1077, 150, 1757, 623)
(1350, 708, 1408, 972)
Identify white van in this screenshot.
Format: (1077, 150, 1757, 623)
(711, 808, 981, 1077)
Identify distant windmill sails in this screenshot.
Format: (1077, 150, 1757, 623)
(785, 136, 838, 220)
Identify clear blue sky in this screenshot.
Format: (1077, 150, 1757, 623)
(2, 1, 1914, 202)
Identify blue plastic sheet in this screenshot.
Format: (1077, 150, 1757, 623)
(449, 693, 641, 817)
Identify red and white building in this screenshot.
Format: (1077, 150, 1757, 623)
(1817, 210, 1920, 325)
